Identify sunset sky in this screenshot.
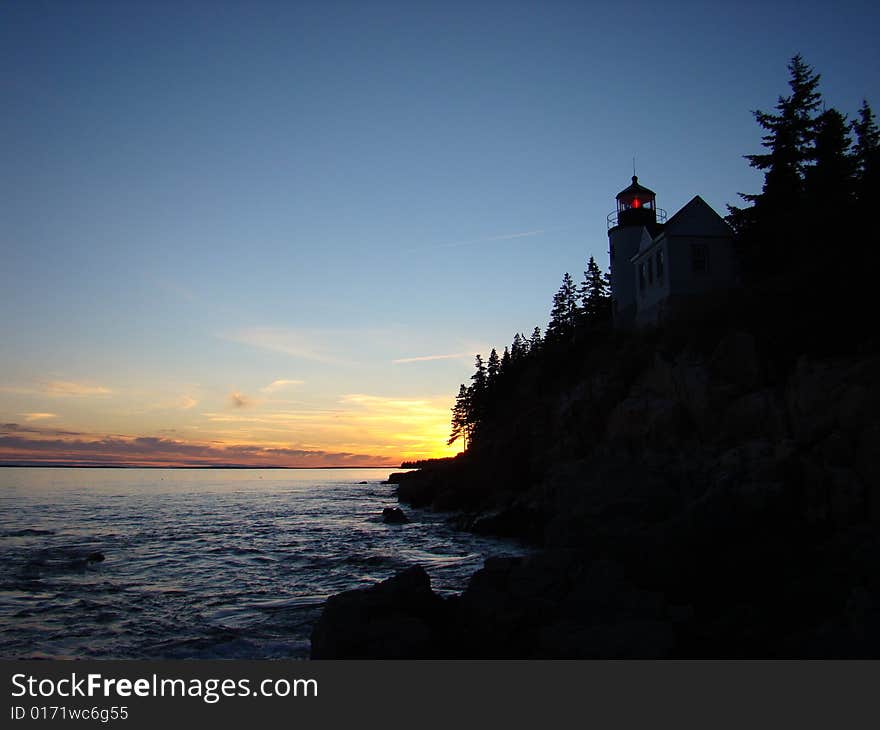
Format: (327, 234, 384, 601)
(2, 1, 878, 466)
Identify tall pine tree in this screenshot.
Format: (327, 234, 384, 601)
(547, 272, 578, 340)
(728, 54, 824, 276)
(805, 108, 856, 226)
(447, 384, 471, 449)
(580, 256, 611, 324)
(487, 348, 501, 381)
(853, 100, 880, 205)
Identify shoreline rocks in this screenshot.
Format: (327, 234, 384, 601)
(310, 566, 448, 659)
(381, 507, 408, 524)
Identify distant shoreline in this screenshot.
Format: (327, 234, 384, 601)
(0, 464, 402, 470)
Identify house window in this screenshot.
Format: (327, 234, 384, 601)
(656, 249, 664, 280)
(691, 244, 708, 273)
(638, 263, 646, 293)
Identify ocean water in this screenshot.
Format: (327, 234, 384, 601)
(0, 467, 526, 660)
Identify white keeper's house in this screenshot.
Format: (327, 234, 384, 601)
(607, 176, 738, 328)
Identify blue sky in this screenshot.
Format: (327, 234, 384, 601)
(1, 1, 878, 464)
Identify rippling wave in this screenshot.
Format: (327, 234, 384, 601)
(0, 468, 526, 659)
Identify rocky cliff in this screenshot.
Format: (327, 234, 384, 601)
(312, 322, 880, 658)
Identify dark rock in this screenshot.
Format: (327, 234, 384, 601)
(710, 331, 761, 390)
(395, 473, 439, 507)
(310, 566, 446, 659)
(86, 552, 105, 563)
(537, 619, 675, 659)
(382, 507, 408, 524)
(383, 472, 408, 484)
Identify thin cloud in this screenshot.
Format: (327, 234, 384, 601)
(0, 381, 111, 397)
(261, 379, 305, 393)
(42, 380, 112, 397)
(179, 395, 198, 410)
(484, 229, 546, 242)
(404, 228, 547, 254)
(223, 327, 343, 364)
(21, 412, 58, 422)
(392, 352, 472, 364)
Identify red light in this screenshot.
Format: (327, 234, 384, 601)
(633, 198, 641, 208)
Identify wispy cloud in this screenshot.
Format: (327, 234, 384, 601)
(392, 352, 472, 364)
(0, 380, 112, 397)
(223, 327, 344, 364)
(405, 228, 547, 254)
(482, 229, 546, 242)
(21, 412, 57, 422)
(43, 381, 112, 397)
(261, 379, 305, 393)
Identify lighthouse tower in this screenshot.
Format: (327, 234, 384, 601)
(607, 176, 665, 326)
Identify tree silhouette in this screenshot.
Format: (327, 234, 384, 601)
(805, 108, 856, 225)
(547, 272, 578, 340)
(529, 326, 543, 352)
(728, 54, 824, 275)
(853, 100, 880, 205)
(487, 348, 501, 381)
(746, 54, 821, 205)
(511, 333, 526, 360)
(447, 384, 471, 448)
(500, 346, 511, 374)
(580, 256, 611, 324)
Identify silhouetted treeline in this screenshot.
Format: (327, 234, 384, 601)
(447, 255, 611, 450)
(727, 54, 879, 289)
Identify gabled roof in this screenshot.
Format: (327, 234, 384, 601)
(662, 195, 732, 238)
(630, 195, 732, 263)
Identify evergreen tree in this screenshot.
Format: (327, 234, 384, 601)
(471, 354, 487, 392)
(511, 333, 525, 360)
(500, 346, 511, 374)
(728, 54, 824, 275)
(853, 99, 880, 204)
(447, 384, 471, 449)
(745, 54, 822, 206)
(804, 108, 857, 220)
(547, 272, 578, 340)
(529, 326, 543, 352)
(487, 348, 501, 381)
(580, 256, 611, 323)
(468, 355, 488, 444)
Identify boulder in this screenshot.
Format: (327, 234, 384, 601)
(710, 331, 761, 390)
(310, 566, 446, 659)
(382, 507, 408, 524)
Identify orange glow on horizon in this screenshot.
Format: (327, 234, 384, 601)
(0, 391, 462, 467)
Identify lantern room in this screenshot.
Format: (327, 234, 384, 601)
(608, 175, 665, 229)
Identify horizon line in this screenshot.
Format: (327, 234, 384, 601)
(0, 463, 404, 470)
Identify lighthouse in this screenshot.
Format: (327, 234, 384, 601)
(607, 175, 666, 326)
(606, 175, 738, 328)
